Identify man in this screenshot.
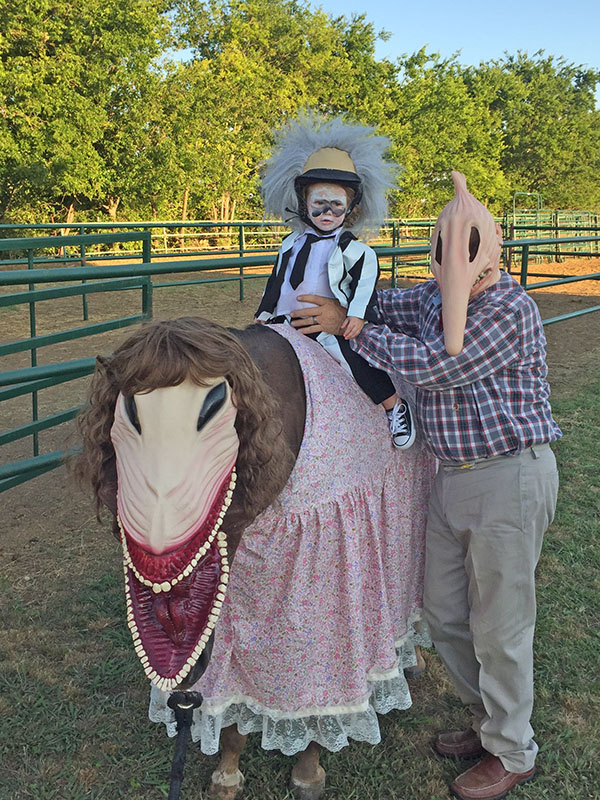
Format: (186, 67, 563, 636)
(291, 171, 561, 800)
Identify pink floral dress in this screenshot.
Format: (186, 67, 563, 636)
(150, 325, 435, 755)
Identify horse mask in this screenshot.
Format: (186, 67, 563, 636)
(430, 171, 503, 355)
(111, 377, 238, 693)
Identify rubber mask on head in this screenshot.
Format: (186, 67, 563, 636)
(430, 171, 503, 355)
(110, 377, 239, 691)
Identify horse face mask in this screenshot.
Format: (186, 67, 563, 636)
(430, 171, 503, 355)
(110, 377, 239, 691)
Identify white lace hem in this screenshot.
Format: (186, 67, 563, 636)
(148, 621, 430, 756)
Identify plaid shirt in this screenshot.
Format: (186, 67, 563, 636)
(351, 271, 562, 463)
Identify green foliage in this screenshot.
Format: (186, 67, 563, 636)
(0, 0, 170, 221)
(166, 0, 400, 220)
(1, 1, 599, 222)
(385, 49, 510, 216)
(466, 52, 600, 211)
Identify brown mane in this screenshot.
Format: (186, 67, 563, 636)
(72, 317, 295, 523)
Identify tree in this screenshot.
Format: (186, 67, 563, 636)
(383, 50, 509, 217)
(0, 0, 170, 221)
(167, 0, 398, 220)
(467, 52, 600, 209)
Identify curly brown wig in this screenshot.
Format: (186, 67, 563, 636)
(72, 317, 294, 522)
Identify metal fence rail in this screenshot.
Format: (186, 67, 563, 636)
(1, 233, 599, 492)
(0, 232, 153, 491)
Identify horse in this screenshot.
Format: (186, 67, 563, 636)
(73, 316, 435, 799)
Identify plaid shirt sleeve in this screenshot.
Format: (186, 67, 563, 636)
(353, 296, 527, 391)
(371, 286, 423, 336)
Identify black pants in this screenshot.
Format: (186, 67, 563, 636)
(329, 334, 395, 404)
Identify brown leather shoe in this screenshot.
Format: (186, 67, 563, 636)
(450, 753, 536, 800)
(435, 728, 485, 759)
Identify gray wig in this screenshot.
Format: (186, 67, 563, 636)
(261, 112, 399, 239)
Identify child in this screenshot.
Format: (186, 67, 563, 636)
(254, 114, 415, 449)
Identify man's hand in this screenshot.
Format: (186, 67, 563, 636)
(290, 295, 347, 336)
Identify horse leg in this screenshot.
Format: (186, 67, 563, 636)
(208, 725, 246, 800)
(404, 644, 427, 679)
(290, 741, 326, 800)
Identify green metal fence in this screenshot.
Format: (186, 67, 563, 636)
(0, 219, 437, 267)
(1, 232, 599, 492)
(0, 232, 153, 491)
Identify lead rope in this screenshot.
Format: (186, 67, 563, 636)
(166, 691, 204, 800)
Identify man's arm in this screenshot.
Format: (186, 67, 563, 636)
(375, 285, 423, 336)
(352, 303, 524, 391)
(290, 282, 424, 337)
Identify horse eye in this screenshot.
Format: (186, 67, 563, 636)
(197, 383, 227, 431)
(469, 227, 480, 262)
(435, 233, 443, 265)
(125, 396, 141, 434)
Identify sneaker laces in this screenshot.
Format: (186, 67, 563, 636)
(389, 402, 410, 435)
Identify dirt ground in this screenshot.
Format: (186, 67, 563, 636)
(1, 256, 599, 557)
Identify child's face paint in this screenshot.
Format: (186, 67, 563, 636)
(306, 183, 348, 232)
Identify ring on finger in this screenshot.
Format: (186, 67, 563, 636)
(312, 315, 317, 325)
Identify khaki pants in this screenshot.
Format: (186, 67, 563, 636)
(424, 444, 559, 773)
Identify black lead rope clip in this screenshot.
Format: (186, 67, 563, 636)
(166, 690, 204, 800)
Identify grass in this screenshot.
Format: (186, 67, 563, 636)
(1, 330, 599, 799)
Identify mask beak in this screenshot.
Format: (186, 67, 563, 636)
(439, 260, 472, 356)
(430, 172, 502, 356)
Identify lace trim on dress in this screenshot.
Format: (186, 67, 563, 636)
(148, 622, 430, 756)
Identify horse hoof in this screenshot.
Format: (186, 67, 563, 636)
(290, 768, 326, 800)
(208, 768, 245, 800)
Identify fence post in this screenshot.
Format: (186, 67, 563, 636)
(237, 224, 245, 301)
(391, 222, 397, 288)
(80, 224, 89, 321)
(238, 224, 245, 259)
(27, 248, 39, 456)
(520, 244, 530, 290)
(141, 276, 153, 320)
(554, 210, 561, 263)
(142, 230, 152, 264)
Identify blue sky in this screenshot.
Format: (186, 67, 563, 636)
(317, 0, 600, 104)
(316, 0, 599, 69)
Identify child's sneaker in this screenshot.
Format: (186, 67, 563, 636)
(387, 399, 416, 450)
